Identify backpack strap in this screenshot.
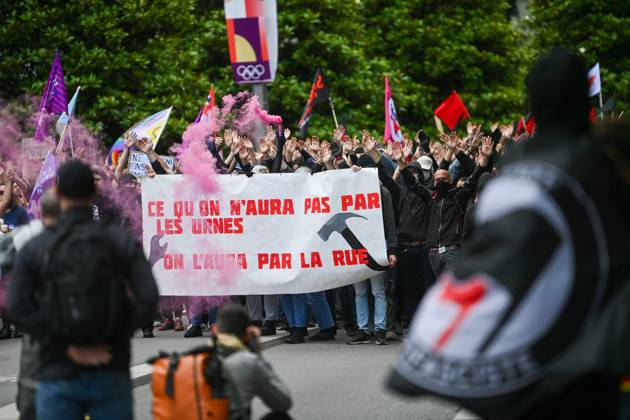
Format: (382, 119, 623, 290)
(165, 352, 181, 399)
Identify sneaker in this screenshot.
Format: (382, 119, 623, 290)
(142, 327, 155, 338)
(375, 330, 388, 345)
(158, 319, 174, 331)
(345, 325, 358, 337)
(347, 330, 371, 345)
(174, 318, 184, 332)
(261, 321, 276, 336)
(184, 325, 203, 338)
(394, 322, 404, 337)
(385, 330, 399, 342)
(309, 327, 336, 342)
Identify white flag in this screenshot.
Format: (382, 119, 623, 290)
(587, 63, 601, 97)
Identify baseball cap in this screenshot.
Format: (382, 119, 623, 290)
(418, 156, 433, 171)
(56, 160, 96, 199)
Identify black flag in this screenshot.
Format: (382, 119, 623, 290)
(298, 68, 330, 138)
(602, 95, 616, 114)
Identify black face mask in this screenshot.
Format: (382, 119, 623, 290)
(435, 180, 451, 196)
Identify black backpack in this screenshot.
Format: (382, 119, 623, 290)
(40, 221, 130, 344)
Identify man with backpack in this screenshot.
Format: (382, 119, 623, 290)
(212, 304, 292, 420)
(7, 160, 159, 420)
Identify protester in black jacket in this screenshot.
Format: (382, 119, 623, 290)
(7, 160, 159, 419)
(363, 135, 435, 329)
(400, 136, 492, 276)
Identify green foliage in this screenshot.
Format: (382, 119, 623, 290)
(0, 0, 541, 149)
(529, 0, 630, 116)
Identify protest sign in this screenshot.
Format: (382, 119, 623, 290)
(129, 151, 175, 178)
(22, 137, 52, 161)
(141, 169, 388, 296)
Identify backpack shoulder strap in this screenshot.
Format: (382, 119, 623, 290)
(40, 223, 75, 277)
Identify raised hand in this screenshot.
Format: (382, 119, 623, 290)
(123, 132, 136, 149)
(333, 125, 345, 142)
(402, 140, 413, 159)
(135, 137, 153, 154)
(500, 124, 514, 139)
(466, 121, 475, 136)
(259, 139, 270, 156)
(215, 136, 224, 148)
(391, 143, 403, 162)
(480, 136, 494, 158)
(443, 131, 459, 150)
(362, 131, 377, 152)
(265, 125, 276, 144)
(320, 141, 332, 163)
(283, 127, 291, 139)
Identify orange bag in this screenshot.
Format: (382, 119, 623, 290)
(149, 344, 230, 420)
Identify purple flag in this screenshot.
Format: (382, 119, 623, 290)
(27, 151, 58, 218)
(35, 51, 68, 141)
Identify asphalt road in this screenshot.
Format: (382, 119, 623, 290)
(133, 331, 464, 420)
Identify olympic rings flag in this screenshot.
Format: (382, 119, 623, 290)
(224, 0, 278, 84)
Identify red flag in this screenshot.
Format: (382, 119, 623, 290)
(526, 116, 536, 136)
(589, 106, 597, 122)
(434, 91, 470, 130)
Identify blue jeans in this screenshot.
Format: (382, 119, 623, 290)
(306, 292, 335, 330)
(281, 294, 307, 327)
(37, 371, 132, 420)
(354, 272, 387, 332)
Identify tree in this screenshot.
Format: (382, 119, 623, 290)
(362, 0, 529, 136)
(0, 0, 233, 150)
(529, 0, 630, 116)
(0, 0, 535, 149)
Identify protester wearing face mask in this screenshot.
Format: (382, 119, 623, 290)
(397, 136, 493, 277)
(362, 133, 435, 334)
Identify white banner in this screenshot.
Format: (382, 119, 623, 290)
(141, 169, 388, 295)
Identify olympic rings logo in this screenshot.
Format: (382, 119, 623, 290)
(236, 64, 265, 81)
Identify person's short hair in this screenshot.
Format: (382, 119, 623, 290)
(56, 160, 96, 199)
(217, 304, 250, 337)
(40, 188, 60, 219)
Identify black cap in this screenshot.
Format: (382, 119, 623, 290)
(356, 154, 375, 168)
(56, 160, 96, 199)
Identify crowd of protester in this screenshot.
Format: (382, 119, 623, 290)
(1, 113, 513, 345)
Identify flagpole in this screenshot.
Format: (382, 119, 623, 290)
(328, 97, 339, 128)
(69, 125, 75, 158)
(56, 124, 69, 154)
(599, 91, 604, 120)
(55, 86, 80, 155)
(434, 115, 445, 135)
